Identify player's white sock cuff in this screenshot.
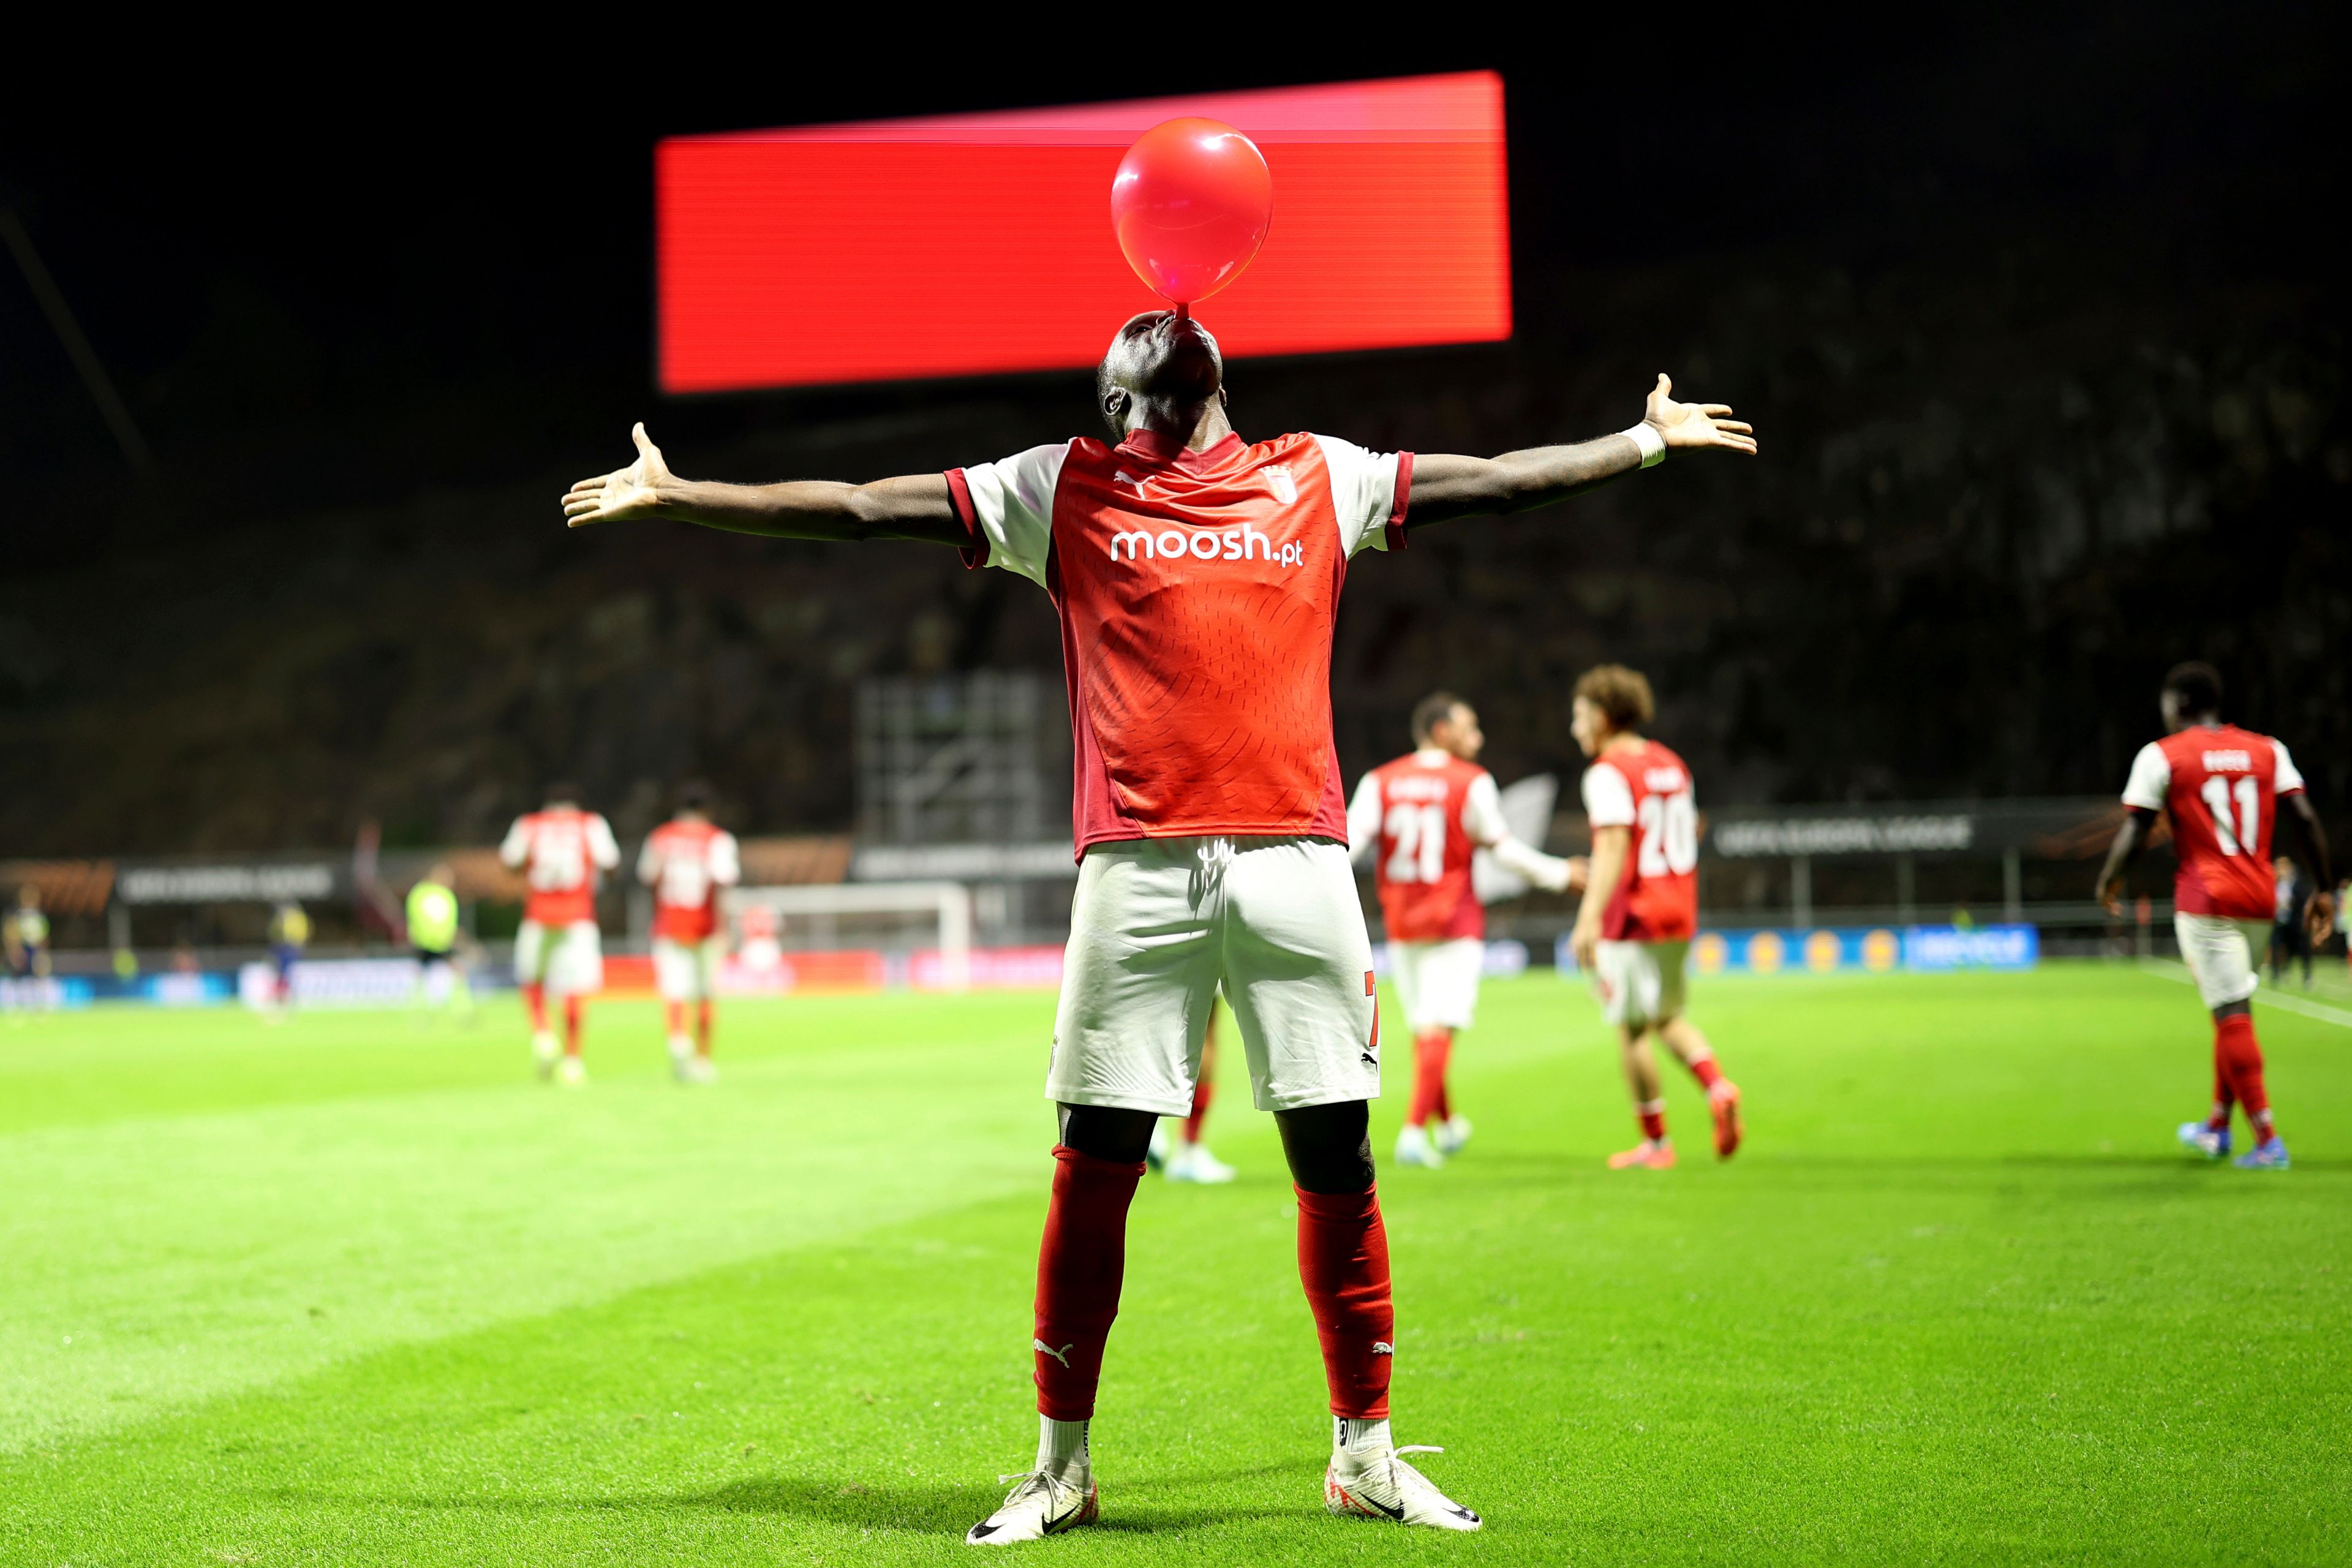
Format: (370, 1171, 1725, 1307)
(1037, 1416, 1088, 1477)
(1623, 421, 1667, 467)
(1335, 1416, 1392, 1453)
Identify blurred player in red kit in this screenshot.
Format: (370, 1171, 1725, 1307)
(639, 782, 741, 1084)
(499, 783, 620, 1085)
(1567, 666, 1741, 1169)
(1351, 692, 1570, 1169)
(564, 307, 1754, 1540)
(2096, 662, 2334, 1170)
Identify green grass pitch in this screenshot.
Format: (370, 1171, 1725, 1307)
(2, 965, 2348, 1565)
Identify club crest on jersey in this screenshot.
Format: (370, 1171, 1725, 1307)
(1107, 523, 1303, 570)
(1264, 465, 1297, 503)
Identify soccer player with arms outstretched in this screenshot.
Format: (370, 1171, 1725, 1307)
(2095, 662, 2334, 1170)
(639, 782, 741, 1084)
(1567, 665, 1742, 1169)
(500, 784, 620, 1085)
(564, 310, 1754, 1542)
(1351, 692, 1572, 1169)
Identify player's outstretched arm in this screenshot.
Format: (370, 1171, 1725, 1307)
(2282, 794, 2337, 941)
(1408, 374, 1755, 528)
(560, 424, 966, 547)
(2094, 809, 2156, 915)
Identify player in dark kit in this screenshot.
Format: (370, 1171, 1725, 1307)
(564, 309, 1755, 1542)
(2097, 662, 2334, 1170)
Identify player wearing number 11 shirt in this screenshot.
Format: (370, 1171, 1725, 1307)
(2097, 662, 2334, 1170)
(562, 305, 1757, 1543)
(1567, 666, 1741, 1169)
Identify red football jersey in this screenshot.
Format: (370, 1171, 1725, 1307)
(2123, 725, 2306, 920)
(641, 818, 741, 943)
(499, 807, 620, 927)
(949, 428, 1411, 854)
(1583, 740, 1700, 942)
(1360, 752, 1490, 942)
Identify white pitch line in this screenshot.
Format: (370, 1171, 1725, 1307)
(2140, 959, 2352, 1029)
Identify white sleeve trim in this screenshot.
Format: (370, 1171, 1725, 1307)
(1462, 772, 1509, 846)
(636, 834, 662, 885)
(2273, 739, 2305, 795)
(710, 831, 742, 887)
(2121, 742, 2171, 812)
(499, 817, 530, 869)
(1346, 773, 1383, 865)
(586, 814, 622, 871)
(957, 443, 1066, 587)
(1311, 434, 1404, 558)
(1581, 764, 1636, 827)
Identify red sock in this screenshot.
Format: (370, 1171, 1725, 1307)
(665, 1000, 685, 1038)
(1295, 1185, 1394, 1419)
(1184, 1078, 1213, 1145)
(696, 999, 713, 1055)
(2216, 1012, 2274, 1142)
(1031, 1147, 1145, 1420)
(1408, 1028, 1450, 1128)
(1638, 1099, 1668, 1142)
(523, 983, 548, 1033)
(563, 996, 584, 1057)
(1687, 1054, 1724, 1091)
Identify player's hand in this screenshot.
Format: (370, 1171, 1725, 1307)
(1645, 374, 1757, 454)
(2310, 891, 2337, 946)
(1564, 856, 1591, 895)
(2096, 873, 2124, 918)
(562, 423, 674, 527)
(1570, 916, 1601, 972)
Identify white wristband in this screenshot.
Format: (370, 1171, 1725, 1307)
(1623, 421, 1666, 468)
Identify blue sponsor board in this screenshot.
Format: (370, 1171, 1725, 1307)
(1558, 924, 2037, 976)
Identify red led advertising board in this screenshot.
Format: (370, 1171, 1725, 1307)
(655, 73, 1510, 393)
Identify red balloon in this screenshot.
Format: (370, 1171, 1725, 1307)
(1110, 118, 1273, 306)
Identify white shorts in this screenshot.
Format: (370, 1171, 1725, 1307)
(1594, 939, 1689, 1029)
(2174, 914, 2267, 1010)
(1389, 937, 1484, 1032)
(653, 937, 723, 1001)
(1050, 835, 1380, 1116)
(514, 919, 603, 997)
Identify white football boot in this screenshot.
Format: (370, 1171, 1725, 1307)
(681, 1054, 718, 1085)
(1434, 1115, 1474, 1156)
(965, 1468, 1099, 1545)
(531, 1031, 559, 1080)
(557, 1055, 587, 1088)
(1167, 1143, 1237, 1184)
(667, 1035, 695, 1081)
(1325, 1441, 1482, 1531)
(1393, 1123, 1446, 1169)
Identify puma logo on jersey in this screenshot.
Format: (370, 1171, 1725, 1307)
(1114, 469, 1144, 488)
(1107, 523, 1303, 569)
(1033, 1339, 1075, 1367)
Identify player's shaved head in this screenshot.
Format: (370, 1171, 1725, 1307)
(1097, 311, 1225, 440)
(1411, 691, 1468, 745)
(545, 780, 582, 807)
(2162, 660, 2223, 721)
(677, 780, 713, 815)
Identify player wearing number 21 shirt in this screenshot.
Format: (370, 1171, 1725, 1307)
(1566, 665, 1742, 1169)
(638, 781, 741, 1085)
(1349, 691, 1570, 1172)
(562, 307, 1757, 1542)
(2097, 661, 2334, 1170)
(499, 785, 620, 1086)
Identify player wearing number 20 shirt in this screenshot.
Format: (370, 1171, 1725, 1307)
(2098, 661, 2334, 1170)
(561, 306, 1758, 1542)
(1568, 665, 1740, 1169)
